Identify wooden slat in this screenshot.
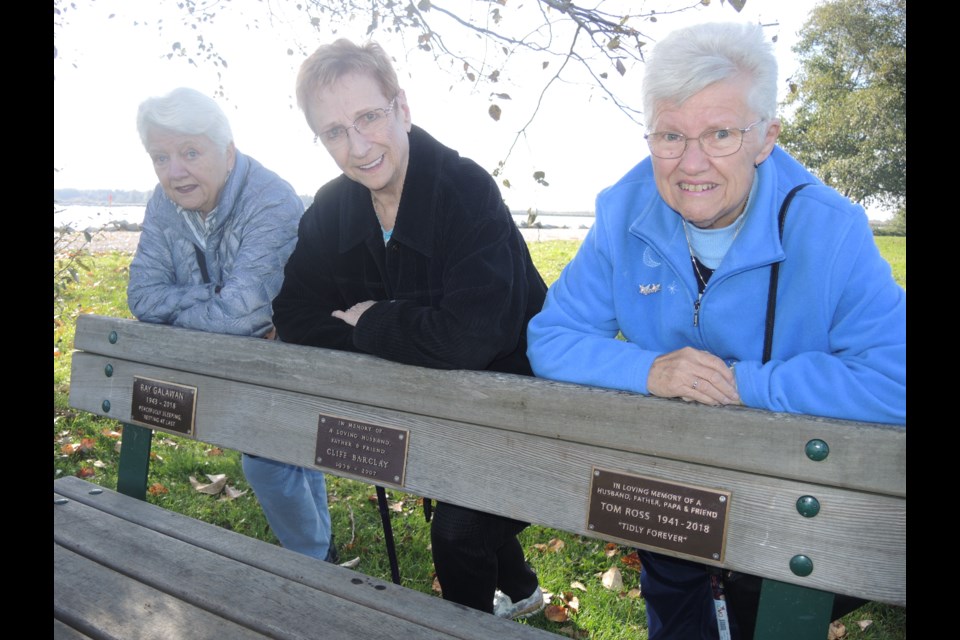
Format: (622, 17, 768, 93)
(54, 477, 557, 640)
(55, 544, 270, 640)
(67, 355, 906, 605)
(53, 619, 94, 640)
(72, 314, 906, 497)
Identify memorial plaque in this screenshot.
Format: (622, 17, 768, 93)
(314, 413, 410, 487)
(587, 467, 731, 563)
(130, 376, 198, 436)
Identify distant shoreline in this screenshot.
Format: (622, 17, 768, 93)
(56, 225, 591, 256)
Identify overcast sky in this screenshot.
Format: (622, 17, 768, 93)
(54, 0, 830, 214)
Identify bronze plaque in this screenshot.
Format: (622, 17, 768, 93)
(314, 413, 409, 487)
(130, 376, 198, 436)
(587, 468, 731, 563)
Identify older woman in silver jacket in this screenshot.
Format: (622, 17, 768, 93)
(128, 87, 335, 562)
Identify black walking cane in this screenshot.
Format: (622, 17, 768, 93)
(375, 485, 402, 585)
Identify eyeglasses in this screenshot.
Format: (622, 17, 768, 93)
(315, 97, 397, 149)
(644, 119, 766, 159)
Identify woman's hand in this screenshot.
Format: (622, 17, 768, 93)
(332, 300, 377, 327)
(648, 347, 740, 406)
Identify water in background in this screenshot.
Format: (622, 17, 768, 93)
(54, 204, 147, 231)
(53, 204, 594, 232)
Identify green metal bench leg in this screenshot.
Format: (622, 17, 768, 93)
(753, 578, 835, 640)
(117, 423, 154, 500)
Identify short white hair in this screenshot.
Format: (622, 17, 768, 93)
(642, 22, 778, 127)
(136, 87, 234, 151)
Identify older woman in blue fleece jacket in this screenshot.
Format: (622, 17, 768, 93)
(526, 21, 905, 640)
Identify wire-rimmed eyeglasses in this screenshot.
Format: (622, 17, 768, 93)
(644, 119, 766, 159)
(315, 97, 398, 149)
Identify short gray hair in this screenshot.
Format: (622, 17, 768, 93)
(296, 39, 400, 135)
(642, 22, 778, 127)
(136, 87, 234, 151)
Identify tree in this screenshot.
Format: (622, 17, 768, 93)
(778, 0, 905, 216)
(54, 0, 752, 189)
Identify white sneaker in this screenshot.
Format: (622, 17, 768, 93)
(493, 586, 546, 619)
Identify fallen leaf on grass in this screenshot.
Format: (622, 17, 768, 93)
(856, 620, 873, 631)
(92, 460, 108, 468)
(544, 604, 568, 622)
(566, 596, 580, 612)
(77, 467, 95, 478)
(546, 538, 565, 553)
(115, 441, 123, 453)
(219, 485, 248, 500)
(389, 500, 404, 512)
(79, 438, 96, 451)
(621, 550, 642, 570)
(189, 473, 227, 495)
(570, 581, 587, 592)
(626, 587, 641, 599)
(600, 566, 623, 590)
(604, 542, 619, 557)
(101, 429, 122, 439)
(533, 543, 548, 552)
(432, 576, 443, 594)
(339, 557, 361, 569)
(61, 443, 81, 455)
(158, 438, 179, 447)
(827, 621, 846, 639)
(148, 482, 169, 495)
(206, 447, 223, 456)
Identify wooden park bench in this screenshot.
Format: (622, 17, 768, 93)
(60, 314, 906, 640)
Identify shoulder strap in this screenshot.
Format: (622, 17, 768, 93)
(194, 244, 211, 284)
(762, 183, 813, 363)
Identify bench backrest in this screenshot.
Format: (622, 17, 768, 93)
(69, 314, 905, 608)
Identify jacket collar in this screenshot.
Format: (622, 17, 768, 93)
(627, 147, 794, 277)
(208, 150, 249, 229)
(337, 126, 447, 258)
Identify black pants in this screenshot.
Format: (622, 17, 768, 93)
(430, 501, 540, 613)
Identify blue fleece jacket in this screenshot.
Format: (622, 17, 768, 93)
(128, 151, 303, 337)
(527, 146, 905, 425)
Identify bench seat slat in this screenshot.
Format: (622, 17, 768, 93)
(55, 544, 271, 640)
(54, 476, 557, 640)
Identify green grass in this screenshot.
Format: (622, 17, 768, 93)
(874, 236, 906, 289)
(53, 238, 905, 639)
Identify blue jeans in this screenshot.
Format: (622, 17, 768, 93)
(241, 454, 332, 561)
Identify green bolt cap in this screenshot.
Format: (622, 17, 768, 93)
(109, 331, 118, 344)
(104, 364, 114, 377)
(790, 555, 814, 577)
(101, 399, 111, 413)
(805, 439, 829, 461)
(796, 495, 820, 518)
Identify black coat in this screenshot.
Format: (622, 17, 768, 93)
(273, 125, 547, 375)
